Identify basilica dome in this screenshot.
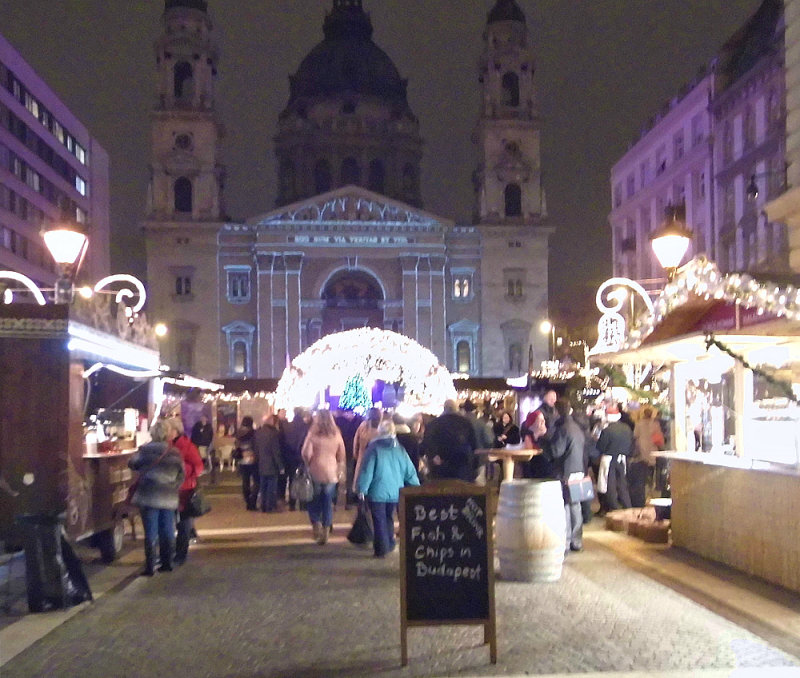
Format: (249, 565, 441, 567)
(287, 0, 408, 105)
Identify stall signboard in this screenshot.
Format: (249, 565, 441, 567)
(398, 481, 496, 666)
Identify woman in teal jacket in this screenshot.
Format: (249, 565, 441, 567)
(356, 419, 420, 557)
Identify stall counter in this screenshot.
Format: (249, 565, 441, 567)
(660, 452, 800, 593)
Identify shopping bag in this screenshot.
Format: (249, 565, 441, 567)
(187, 488, 212, 517)
(347, 498, 373, 546)
(567, 474, 595, 503)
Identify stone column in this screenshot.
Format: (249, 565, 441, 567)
(400, 255, 418, 341)
(429, 254, 447, 362)
(256, 253, 276, 377)
(284, 253, 304, 361)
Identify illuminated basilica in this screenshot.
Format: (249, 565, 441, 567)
(143, 0, 551, 381)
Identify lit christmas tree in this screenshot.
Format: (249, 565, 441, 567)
(340, 374, 372, 413)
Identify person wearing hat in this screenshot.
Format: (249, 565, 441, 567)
(595, 406, 634, 513)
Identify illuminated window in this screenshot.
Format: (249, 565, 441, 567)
(457, 340, 471, 373)
(232, 341, 247, 374)
(75, 176, 86, 196)
(452, 273, 472, 300)
(223, 321, 255, 377)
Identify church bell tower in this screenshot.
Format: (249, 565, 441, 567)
(474, 0, 545, 225)
(148, 0, 225, 221)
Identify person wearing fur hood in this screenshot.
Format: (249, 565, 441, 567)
(356, 419, 420, 557)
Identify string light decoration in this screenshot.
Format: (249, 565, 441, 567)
(274, 328, 456, 414)
(626, 256, 800, 349)
(705, 334, 799, 404)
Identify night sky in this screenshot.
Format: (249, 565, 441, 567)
(0, 0, 760, 331)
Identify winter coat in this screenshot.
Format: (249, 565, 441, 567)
(465, 412, 494, 450)
(357, 434, 420, 502)
(281, 418, 308, 465)
(254, 423, 284, 476)
(128, 442, 185, 510)
(547, 415, 586, 483)
(190, 421, 213, 448)
(596, 421, 635, 458)
(633, 418, 662, 466)
(420, 412, 478, 481)
(395, 425, 421, 469)
(301, 429, 346, 484)
(353, 420, 379, 461)
(172, 434, 205, 512)
(235, 425, 256, 465)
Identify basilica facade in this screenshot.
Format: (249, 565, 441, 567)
(143, 0, 551, 381)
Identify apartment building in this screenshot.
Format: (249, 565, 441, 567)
(0, 31, 109, 286)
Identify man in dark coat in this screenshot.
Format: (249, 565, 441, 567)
(420, 400, 478, 482)
(281, 408, 310, 509)
(595, 407, 634, 512)
(254, 416, 284, 512)
(547, 399, 588, 553)
(334, 408, 363, 508)
(190, 414, 214, 469)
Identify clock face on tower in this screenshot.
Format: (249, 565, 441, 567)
(175, 133, 192, 151)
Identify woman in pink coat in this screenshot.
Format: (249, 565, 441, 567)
(301, 409, 346, 544)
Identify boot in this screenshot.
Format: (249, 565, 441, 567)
(312, 522, 322, 542)
(158, 538, 174, 572)
(317, 525, 330, 545)
(142, 542, 156, 577)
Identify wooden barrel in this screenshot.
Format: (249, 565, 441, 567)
(495, 479, 566, 582)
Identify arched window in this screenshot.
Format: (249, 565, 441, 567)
(508, 343, 522, 374)
(174, 61, 194, 101)
(502, 72, 520, 107)
(314, 159, 332, 194)
(232, 341, 247, 374)
(174, 177, 192, 212)
(368, 159, 385, 193)
(504, 183, 522, 217)
(279, 159, 296, 203)
(457, 340, 471, 373)
(341, 157, 361, 186)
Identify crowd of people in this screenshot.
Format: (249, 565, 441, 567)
(127, 394, 664, 572)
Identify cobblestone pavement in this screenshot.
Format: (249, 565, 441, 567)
(2, 475, 800, 677)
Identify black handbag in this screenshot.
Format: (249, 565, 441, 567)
(347, 498, 373, 546)
(187, 488, 212, 517)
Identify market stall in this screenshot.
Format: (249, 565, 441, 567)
(594, 257, 800, 592)
(0, 299, 160, 561)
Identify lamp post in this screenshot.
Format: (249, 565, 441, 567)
(42, 221, 88, 304)
(540, 319, 555, 360)
(650, 204, 692, 281)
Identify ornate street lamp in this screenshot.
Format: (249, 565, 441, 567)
(42, 221, 88, 303)
(539, 319, 555, 360)
(650, 204, 692, 281)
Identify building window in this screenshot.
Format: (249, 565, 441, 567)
(368, 159, 385, 194)
(673, 131, 684, 160)
(743, 106, 755, 150)
(768, 91, 781, 125)
(223, 321, 255, 377)
(174, 177, 192, 212)
(174, 61, 194, 100)
(232, 341, 247, 374)
(341, 157, 361, 186)
(626, 174, 635, 198)
(452, 273, 472, 299)
(613, 183, 622, 208)
(692, 113, 705, 147)
(75, 176, 86, 196)
(697, 171, 706, 199)
(314, 159, 332, 194)
(639, 162, 647, 188)
(226, 269, 251, 303)
(456, 340, 471, 373)
(723, 121, 733, 163)
(504, 183, 522, 217)
(175, 275, 192, 296)
(723, 183, 734, 223)
(655, 146, 666, 174)
(501, 72, 519, 107)
(508, 343, 523, 374)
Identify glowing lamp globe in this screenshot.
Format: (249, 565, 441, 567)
(650, 207, 692, 279)
(42, 226, 87, 266)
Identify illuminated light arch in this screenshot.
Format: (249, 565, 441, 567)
(0, 271, 47, 305)
(275, 328, 456, 414)
(93, 274, 147, 313)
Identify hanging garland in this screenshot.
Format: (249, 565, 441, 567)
(704, 334, 800, 404)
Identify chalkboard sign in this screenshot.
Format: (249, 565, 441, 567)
(399, 480, 496, 665)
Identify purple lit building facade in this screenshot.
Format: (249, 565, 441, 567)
(610, 0, 787, 289)
(0, 32, 110, 286)
(143, 0, 552, 381)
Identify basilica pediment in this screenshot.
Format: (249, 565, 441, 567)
(248, 186, 452, 230)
